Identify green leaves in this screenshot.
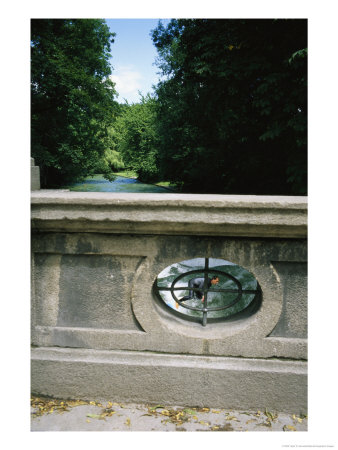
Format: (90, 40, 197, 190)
(151, 19, 307, 195)
(289, 48, 308, 64)
(31, 19, 119, 187)
(114, 94, 160, 183)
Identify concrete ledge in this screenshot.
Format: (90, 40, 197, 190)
(31, 191, 307, 237)
(31, 347, 307, 414)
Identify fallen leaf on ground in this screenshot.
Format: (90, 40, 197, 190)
(86, 414, 102, 419)
(292, 414, 303, 423)
(31, 396, 89, 417)
(246, 419, 256, 424)
(149, 405, 165, 411)
(183, 409, 196, 415)
(265, 409, 278, 421)
(226, 416, 239, 421)
(283, 425, 297, 431)
(101, 410, 116, 418)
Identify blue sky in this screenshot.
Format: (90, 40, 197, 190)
(105, 19, 170, 104)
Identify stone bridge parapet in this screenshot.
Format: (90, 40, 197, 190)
(31, 191, 307, 414)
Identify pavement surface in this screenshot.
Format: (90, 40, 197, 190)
(31, 396, 308, 432)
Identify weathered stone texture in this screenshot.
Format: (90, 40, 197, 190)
(57, 254, 144, 330)
(31, 192, 308, 413)
(31, 347, 307, 415)
(269, 262, 308, 338)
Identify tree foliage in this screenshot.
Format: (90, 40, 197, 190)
(114, 94, 160, 182)
(151, 19, 307, 194)
(31, 19, 119, 187)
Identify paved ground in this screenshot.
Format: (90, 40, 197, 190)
(31, 396, 307, 432)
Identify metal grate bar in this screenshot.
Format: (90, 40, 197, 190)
(202, 258, 209, 326)
(156, 258, 258, 326)
(157, 287, 258, 294)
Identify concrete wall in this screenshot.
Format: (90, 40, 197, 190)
(31, 191, 307, 414)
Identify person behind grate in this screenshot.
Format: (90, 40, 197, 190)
(175, 276, 219, 308)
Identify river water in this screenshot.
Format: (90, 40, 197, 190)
(63, 174, 172, 193)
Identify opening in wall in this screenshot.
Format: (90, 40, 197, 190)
(155, 257, 260, 326)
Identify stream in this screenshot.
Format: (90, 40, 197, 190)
(63, 174, 173, 193)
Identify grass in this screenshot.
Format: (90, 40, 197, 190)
(112, 171, 178, 191)
(112, 170, 138, 179)
(155, 181, 171, 187)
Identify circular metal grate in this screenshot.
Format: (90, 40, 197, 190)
(156, 257, 259, 326)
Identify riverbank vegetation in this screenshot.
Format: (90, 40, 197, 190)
(31, 19, 120, 187)
(31, 19, 307, 195)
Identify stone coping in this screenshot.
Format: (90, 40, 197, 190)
(31, 191, 307, 238)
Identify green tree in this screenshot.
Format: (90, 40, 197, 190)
(31, 19, 119, 187)
(152, 19, 307, 194)
(91, 118, 126, 180)
(115, 94, 160, 182)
